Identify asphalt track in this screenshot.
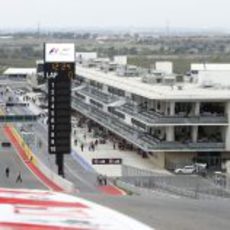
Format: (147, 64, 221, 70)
(80, 193, 230, 230)
(0, 126, 47, 190)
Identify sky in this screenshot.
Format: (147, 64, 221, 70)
(0, 0, 230, 31)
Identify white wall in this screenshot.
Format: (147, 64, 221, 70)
(155, 62, 173, 74)
(114, 56, 127, 65)
(197, 70, 230, 86)
(191, 64, 230, 86)
(76, 52, 97, 61)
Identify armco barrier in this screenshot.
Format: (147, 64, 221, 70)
(6, 124, 75, 193)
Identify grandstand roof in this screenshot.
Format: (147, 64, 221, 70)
(76, 66, 230, 101)
(3, 68, 36, 75)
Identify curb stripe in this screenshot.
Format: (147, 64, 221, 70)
(4, 125, 63, 192)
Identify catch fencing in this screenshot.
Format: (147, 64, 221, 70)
(120, 165, 230, 199)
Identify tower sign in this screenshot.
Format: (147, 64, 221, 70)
(44, 43, 75, 176)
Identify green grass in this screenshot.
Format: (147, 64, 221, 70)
(0, 58, 36, 69)
(128, 55, 230, 74)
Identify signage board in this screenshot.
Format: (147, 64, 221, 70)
(44, 43, 75, 157)
(92, 158, 122, 165)
(45, 43, 75, 63)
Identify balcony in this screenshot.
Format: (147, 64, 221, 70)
(71, 98, 225, 152)
(115, 103, 228, 125)
(77, 86, 119, 104)
(0, 115, 38, 123)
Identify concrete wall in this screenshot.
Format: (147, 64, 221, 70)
(114, 56, 127, 65)
(197, 70, 230, 86)
(155, 61, 173, 74)
(148, 152, 165, 168)
(165, 152, 196, 166)
(93, 165, 122, 177)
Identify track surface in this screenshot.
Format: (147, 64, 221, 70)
(80, 193, 230, 230)
(0, 126, 46, 190)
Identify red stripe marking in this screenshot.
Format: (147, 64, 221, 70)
(3, 125, 63, 192)
(0, 222, 91, 230)
(98, 186, 126, 196)
(0, 197, 87, 208)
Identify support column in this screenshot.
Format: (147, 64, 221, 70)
(192, 126, 198, 143)
(194, 102, 200, 116)
(164, 102, 168, 115)
(169, 102, 175, 116)
(161, 101, 165, 114)
(166, 126, 175, 141)
(85, 96, 90, 104)
(103, 84, 108, 93)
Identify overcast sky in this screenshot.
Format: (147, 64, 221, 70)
(0, 0, 230, 31)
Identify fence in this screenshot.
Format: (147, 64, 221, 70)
(120, 165, 230, 199)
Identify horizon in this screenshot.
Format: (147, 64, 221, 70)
(1, 0, 230, 34)
(1, 26, 230, 35)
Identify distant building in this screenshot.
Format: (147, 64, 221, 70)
(25, 61, 46, 90)
(76, 52, 97, 64)
(113, 56, 127, 66)
(3, 68, 36, 80)
(191, 63, 230, 86)
(155, 61, 173, 74)
(3, 61, 46, 90)
(71, 61, 230, 170)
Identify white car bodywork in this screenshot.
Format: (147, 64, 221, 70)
(174, 165, 196, 174)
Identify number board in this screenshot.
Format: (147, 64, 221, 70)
(45, 62, 74, 154)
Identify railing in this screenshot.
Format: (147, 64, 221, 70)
(146, 141, 225, 151)
(155, 115, 228, 124)
(78, 86, 119, 104)
(0, 115, 38, 122)
(116, 103, 228, 125)
(71, 98, 225, 152)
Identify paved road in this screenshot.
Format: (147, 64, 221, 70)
(80, 193, 230, 230)
(0, 126, 47, 190)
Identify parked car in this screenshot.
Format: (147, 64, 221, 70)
(174, 165, 196, 174)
